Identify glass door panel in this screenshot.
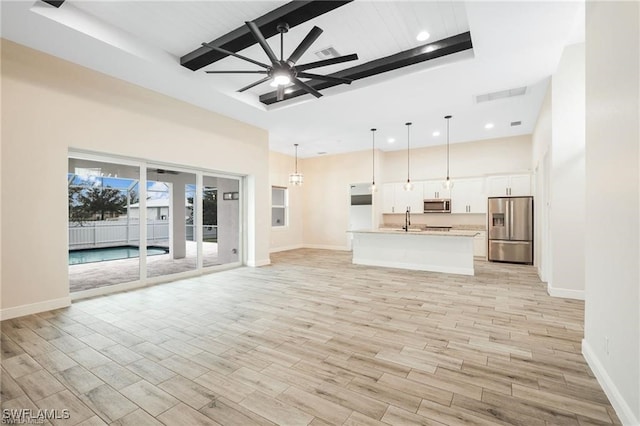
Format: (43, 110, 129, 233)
(146, 168, 197, 278)
(203, 175, 240, 267)
(67, 158, 140, 292)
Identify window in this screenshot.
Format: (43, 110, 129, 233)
(272, 186, 287, 227)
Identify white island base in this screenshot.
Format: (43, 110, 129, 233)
(351, 230, 478, 276)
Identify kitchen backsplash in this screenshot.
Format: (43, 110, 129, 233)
(382, 213, 486, 229)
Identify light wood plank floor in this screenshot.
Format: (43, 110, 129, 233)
(2, 249, 620, 425)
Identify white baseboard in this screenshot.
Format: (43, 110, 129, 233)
(582, 338, 638, 425)
(303, 244, 350, 251)
(0, 297, 71, 321)
(247, 258, 271, 267)
(547, 281, 585, 300)
(270, 244, 304, 253)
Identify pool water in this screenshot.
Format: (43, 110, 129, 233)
(69, 246, 168, 265)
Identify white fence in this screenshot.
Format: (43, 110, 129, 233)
(69, 220, 217, 249)
(69, 220, 168, 249)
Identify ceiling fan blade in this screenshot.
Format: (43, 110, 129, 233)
(297, 72, 353, 85)
(238, 76, 272, 93)
(201, 42, 270, 69)
(292, 78, 322, 98)
(276, 85, 285, 101)
(205, 70, 269, 74)
(245, 21, 279, 64)
(286, 26, 323, 65)
(295, 53, 359, 71)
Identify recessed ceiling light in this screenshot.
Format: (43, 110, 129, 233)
(416, 31, 430, 42)
(432, 131, 440, 137)
(485, 123, 495, 129)
(388, 138, 395, 144)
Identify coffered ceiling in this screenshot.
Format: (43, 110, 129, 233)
(1, 1, 584, 158)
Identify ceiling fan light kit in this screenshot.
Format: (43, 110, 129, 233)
(203, 20, 358, 102)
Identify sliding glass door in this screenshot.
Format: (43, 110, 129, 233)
(68, 154, 243, 294)
(202, 175, 240, 267)
(67, 157, 141, 292)
(146, 167, 198, 279)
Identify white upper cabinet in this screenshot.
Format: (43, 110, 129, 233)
(381, 183, 396, 214)
(400, 182, 424, 214)
(486, 174, 531, 197)
(381, 182, 424, 214)
(450, 178, 486, 214)
(422, 180, 451, 200)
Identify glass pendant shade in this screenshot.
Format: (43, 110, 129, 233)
(442, 115, 454, 190)
(442, 177, 453, 190)
(289, 144, 303, 186)
(403, 180, 414, 191)
(404, 122, 413, 191)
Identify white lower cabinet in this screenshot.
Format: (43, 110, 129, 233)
(473, 231, 487, 258)
(450, 178, 486, 214)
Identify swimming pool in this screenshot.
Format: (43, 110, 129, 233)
(68, 246, 169, 265)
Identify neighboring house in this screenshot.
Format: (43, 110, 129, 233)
(127, 198, 192, 221)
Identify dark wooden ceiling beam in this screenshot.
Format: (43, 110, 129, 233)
(259, 31, 474, 105)
(41, 0, 65, 7)
(180, 0, 352, 71)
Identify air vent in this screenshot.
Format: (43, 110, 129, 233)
(314, 46, 340, 59)
(511, 121, 522, 127)
(476, 86, 527, 103)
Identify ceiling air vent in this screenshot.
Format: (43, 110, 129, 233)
(476, 86, 527, 103)
(314, 46, 340, 59)
(511, 121, 522, 127)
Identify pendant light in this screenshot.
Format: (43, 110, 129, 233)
(403, 122, 413, 191)
(370, 128, 377, 192)
(442, 115, 454, 190)
(288, 143, 303, 186)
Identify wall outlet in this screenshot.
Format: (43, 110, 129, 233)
(605, 337, 609, 355)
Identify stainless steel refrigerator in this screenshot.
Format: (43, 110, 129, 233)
(488, 196, 533, 264)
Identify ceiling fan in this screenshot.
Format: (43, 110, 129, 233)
(202, 21, 359, 101)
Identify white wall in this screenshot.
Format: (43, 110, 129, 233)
(549, 43, 586, 299)
(1, 40, 270, 319)
(584, 2, 639, 424)
(532, 84, 552, 282)
(269, 151, 304, 252)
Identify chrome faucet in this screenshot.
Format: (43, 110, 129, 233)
(403, 206, 411, 232)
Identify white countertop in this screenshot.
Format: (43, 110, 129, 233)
(349, 229, 480, 237)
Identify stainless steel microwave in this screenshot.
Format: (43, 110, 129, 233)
(424, 199, 451, 213)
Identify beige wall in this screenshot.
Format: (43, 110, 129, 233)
(271, 135, 532, 250)
(1, 40, 270, 318)
(301, 151, 373, 250)
(381, 135, 532, 183)
(584, 2, 639, 424)
(269, 151, 304, 252)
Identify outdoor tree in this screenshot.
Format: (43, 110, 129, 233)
(75, 187, 127, 221)
(68, 186, 92, 224)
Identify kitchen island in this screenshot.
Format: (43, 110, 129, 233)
(350, 229, 479, 275)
